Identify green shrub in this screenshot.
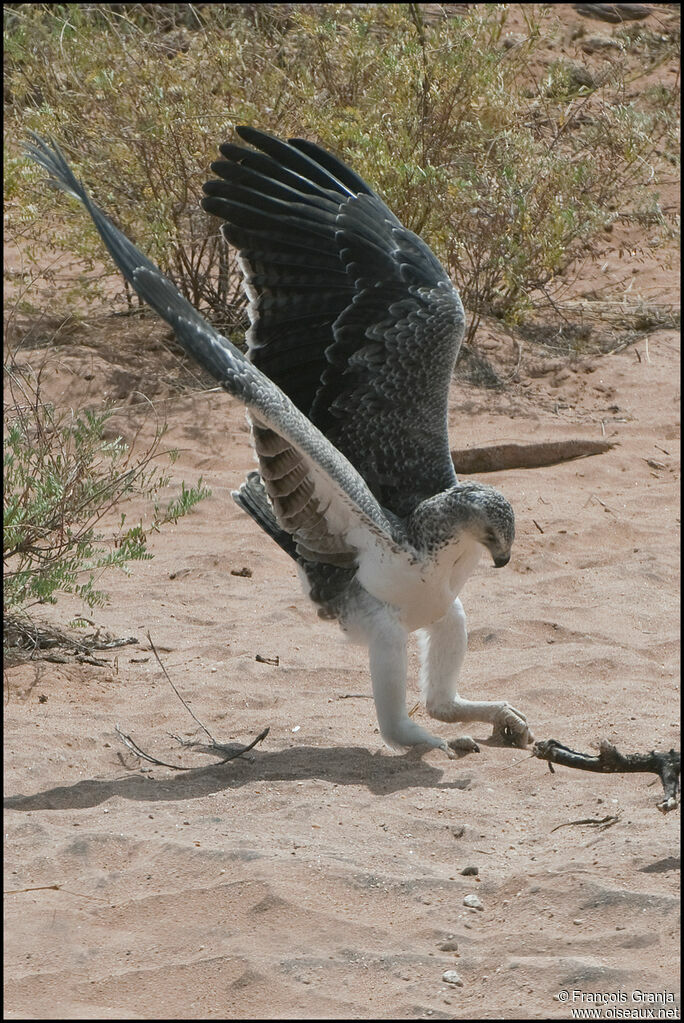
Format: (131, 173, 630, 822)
(3, 354, 210, 616)
(4, 3, 679, 344)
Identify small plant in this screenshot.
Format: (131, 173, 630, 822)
(3, 4, 679, 352)
(3, 353, 210, 619)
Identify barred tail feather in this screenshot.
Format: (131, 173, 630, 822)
(231, 472, 300, 562)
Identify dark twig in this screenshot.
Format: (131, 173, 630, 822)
(255, 653, 279, 665)
(115, 724, 269, 770)
(170, 728, 271, 761)
(551, 814, 620, 832)
(533, 739, 680, 813)
(116, 632, 270, 769)
(147, 630, 214, 743)
(3, 883, 107, 900)
(115, 724, 195, 769)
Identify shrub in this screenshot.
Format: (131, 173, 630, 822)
(3, 350, 210, 617)
(4, 3, 679, 345)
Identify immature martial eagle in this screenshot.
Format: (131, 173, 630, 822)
(27, 128, 532, 754)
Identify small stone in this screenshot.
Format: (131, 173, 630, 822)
(442, 970, 464, 986)
(438, 939, 459, 952)
(463, 894, 484, 911)
(581, 34, 621, 53)
(460, 865, 478, 876)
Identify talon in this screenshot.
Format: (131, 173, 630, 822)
(449, 735, 480, 754)
(495, 723, 534, 748)
(492, 707, 534, 747)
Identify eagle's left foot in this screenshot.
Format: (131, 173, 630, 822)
(490, 702, 534, 747)
(426, 697, 533, 748)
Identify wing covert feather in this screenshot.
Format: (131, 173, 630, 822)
(201, 127, 466, 515)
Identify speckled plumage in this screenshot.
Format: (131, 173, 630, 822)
(202, 127, 465, 519)
(26, 128, 532, 754)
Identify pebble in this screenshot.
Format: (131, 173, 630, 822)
(437, 939, 459, 952)
(581, 34, 621, 53)
(442, 970, 464, 986)
(460, 865, 478, 876)
(463, 894, 484, 911)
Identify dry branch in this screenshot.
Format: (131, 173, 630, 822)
(572, 3, 652, 24)
(533, 738, 680, 813)
(114, 633, 270, 769)
(451, 439, 616, 474)
(115, 724, 269, 771)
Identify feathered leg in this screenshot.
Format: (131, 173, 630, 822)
(341, 587, 469, 757)
(419, 599, 533, 747)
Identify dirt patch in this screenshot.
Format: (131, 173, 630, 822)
(5, 321, 680, 1018)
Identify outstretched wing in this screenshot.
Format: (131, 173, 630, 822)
(202, 127, 465, 518)
(25, 134, 415, 573)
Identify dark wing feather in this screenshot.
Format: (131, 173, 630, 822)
(202, 127, 466, 517)
(24, 133, 407, 574)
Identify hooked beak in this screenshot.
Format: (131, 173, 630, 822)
(492, 553, 510, 568)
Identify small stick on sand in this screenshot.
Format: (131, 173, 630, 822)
(550, 814, 620, 833)
(115, 724, 269, 770)
(533, 738, 680, 813)
(114, 633, 270, 769)
(147, 630, 215, 744)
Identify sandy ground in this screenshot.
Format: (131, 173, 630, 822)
(4, 7, 681, 1020)
(4, 319, 680, 1019)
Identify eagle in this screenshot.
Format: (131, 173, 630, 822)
(26, 128, 532, 755)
